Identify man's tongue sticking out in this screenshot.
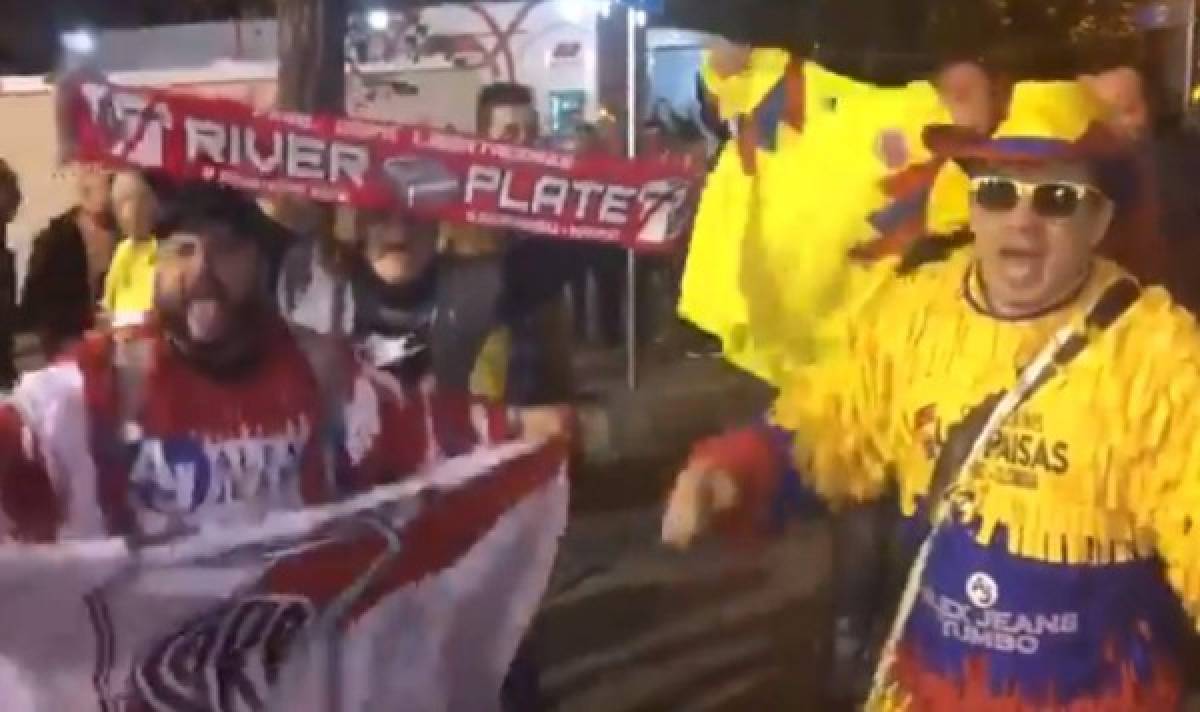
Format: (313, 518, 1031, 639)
(186, 294, 229, 344)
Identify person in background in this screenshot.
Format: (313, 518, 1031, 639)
(103, 171, 160, 328)
(1082, 66, 1150, 142)
(279, 205, 570, 712)
(933, 57, 1010, 135)
(477, 82, 540, 147)
(20, 165, 116, 359)
(449, 82, 574, 708)
(1081, 64, 1178, 294)
(470, 82, 576, 402)
(277, 84, 575, 406)
(560, 122, 626, 347)
(0, 159, 20, 386)
(283, 206, 574, 406)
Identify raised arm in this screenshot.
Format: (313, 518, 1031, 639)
(663, 265, 901, 548)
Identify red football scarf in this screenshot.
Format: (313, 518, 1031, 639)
(58, 74, 698, 252)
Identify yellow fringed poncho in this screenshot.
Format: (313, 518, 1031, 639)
(771, 249, 1200, 608)
(681, 50, 966, 387)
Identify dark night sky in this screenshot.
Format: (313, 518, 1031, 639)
(0, 0, 272, 73)
(0, 0, 1139, 81)
(0, 0, 907, 76)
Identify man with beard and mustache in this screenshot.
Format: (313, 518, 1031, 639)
(0, 180, 567, 544)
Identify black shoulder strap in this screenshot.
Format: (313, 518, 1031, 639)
(895, 231, 974, 275)
(926, 277, 1141, 512)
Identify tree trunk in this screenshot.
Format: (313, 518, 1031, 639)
(277, 0, 347, 113)
(274, 0, 348, 237)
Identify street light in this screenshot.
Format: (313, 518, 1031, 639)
(557, 0, 616, 25)
(61, 29, 95, 56)
(366, 8, 391, 32)
(556, 0, 589, 24)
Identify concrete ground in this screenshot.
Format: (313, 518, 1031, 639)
(539, 348, 844, 711)
(540, 506, 836, 712)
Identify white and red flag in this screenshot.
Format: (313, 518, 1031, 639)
(0, 440, 567, 712)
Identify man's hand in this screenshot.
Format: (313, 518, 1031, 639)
(517, 406, 575, 443)
(707, 39, 752, 78)
(661, 459, 740, 550)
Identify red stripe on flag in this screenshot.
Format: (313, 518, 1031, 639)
(258, 440, 566, 623)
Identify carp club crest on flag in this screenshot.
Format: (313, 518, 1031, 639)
(57, 74, 697, 252)
(0, 442, 568, 712)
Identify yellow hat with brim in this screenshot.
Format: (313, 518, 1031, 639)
(924, 81, 1131, 169)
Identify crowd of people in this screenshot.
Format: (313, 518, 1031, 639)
(3, 38, 1200, 710)
(0, 81, 593, 711)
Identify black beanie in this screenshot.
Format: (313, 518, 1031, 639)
(152, 180, 272, 246)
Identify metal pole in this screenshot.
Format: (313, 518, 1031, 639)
(624, 4, 639, 390)
(1185, 0, 1197, 116)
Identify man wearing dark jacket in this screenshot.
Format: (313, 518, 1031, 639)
(462, 82, 578, 399)
(19, 166, 116, 359)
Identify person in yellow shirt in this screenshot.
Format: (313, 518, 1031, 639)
(663, 82, 1200, 711)
(102, 171, 159, 327)
(681, 45, 1005, 387)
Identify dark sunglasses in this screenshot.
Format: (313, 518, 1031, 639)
(970, 176, 1103, 219)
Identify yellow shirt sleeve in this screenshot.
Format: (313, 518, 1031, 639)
(769, 260, 906, 505)
(701, 48, 790, 120)
(102, 239, 132, 312)
(469, 328, 511, 401)
(1124, 294, 1200, 623)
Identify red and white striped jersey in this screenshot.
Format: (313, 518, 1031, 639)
(0, 317, 512, 542)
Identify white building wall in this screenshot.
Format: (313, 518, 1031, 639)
(0, 3, 603, 281)
(86, 2, 600, 131)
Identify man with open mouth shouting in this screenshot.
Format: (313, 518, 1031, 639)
(663, 80, 1200, 711)
(152, 182, 272, 376)
(0, 180, 565, 543)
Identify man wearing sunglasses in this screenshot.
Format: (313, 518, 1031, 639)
(660, 81, 1200, 711)
(965, 171, 1112, 317)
